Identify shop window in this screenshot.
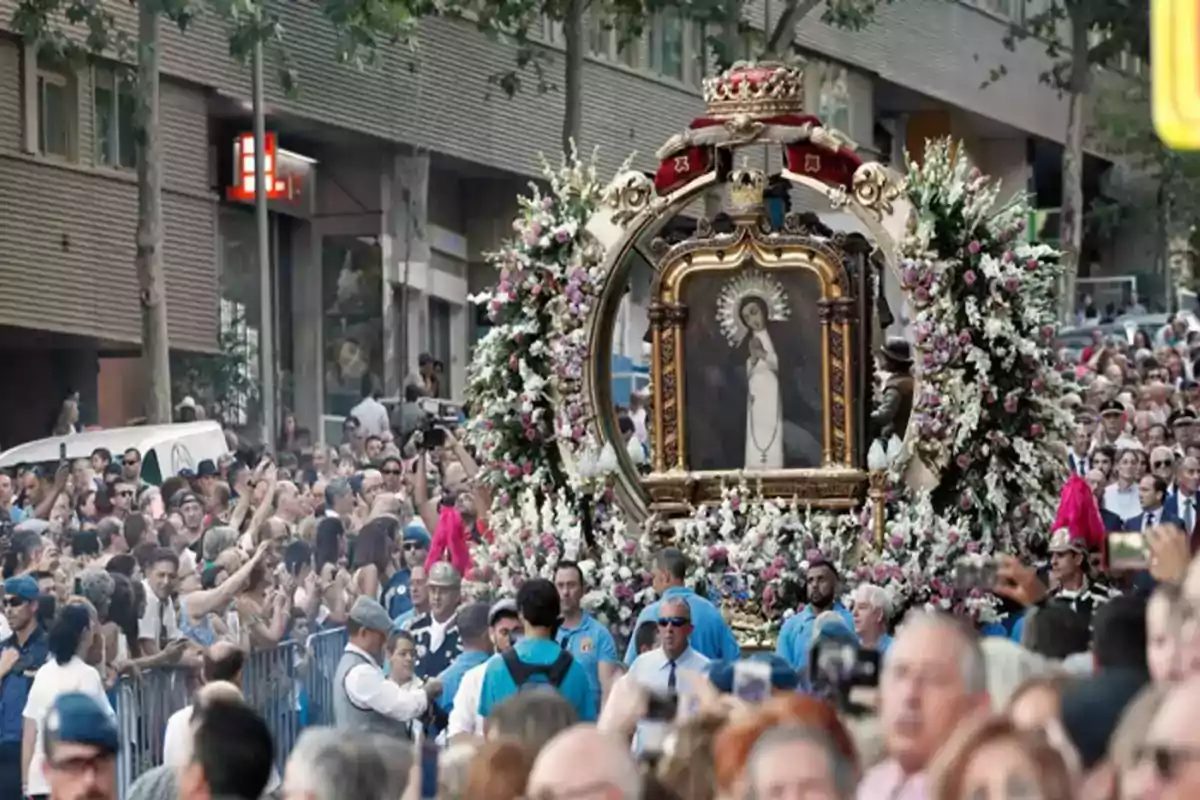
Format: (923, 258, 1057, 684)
(322, 237, 384, 417)
(93, 65, 137, 168)
(428, 298, 453, 398)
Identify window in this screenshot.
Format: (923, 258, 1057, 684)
(617, 30, 644, 69)
(428, 298, 453, 398)
(587, 12, 611, 58)
(94, 66, 137, 168)
(971, 0, 1020, 21)
(650, 11, 684, 81)
(36, 62, 73, 158)
(689, 22, 711, 87)
(818, 64, 851, 134)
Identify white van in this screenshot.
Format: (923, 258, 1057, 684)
(0, 421, 231, 485)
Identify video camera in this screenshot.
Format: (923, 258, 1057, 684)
(808, 638, 881, 715)
(416, 398, 462, 451)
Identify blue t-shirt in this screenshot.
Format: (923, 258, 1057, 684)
(775, 603, 855, 673)
(556, 613, 618, 710)
(438, 650, 490, 713)
(478, 638, 596, 723)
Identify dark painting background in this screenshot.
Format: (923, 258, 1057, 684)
(681, 265, 824, 471)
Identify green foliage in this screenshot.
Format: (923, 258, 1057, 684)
(987, 0, 1148, 90)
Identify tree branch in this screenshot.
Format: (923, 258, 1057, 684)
(762, 0, 819, 59)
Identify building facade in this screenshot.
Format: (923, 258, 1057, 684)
(0, 0, 1138, 447)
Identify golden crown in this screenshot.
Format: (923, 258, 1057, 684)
(703, 61, 805, 120)
(728, 166, 767, 213)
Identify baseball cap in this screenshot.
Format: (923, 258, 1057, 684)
(4, 575, 39, 603)
(44, 692, 119, 755)
(488, 598, 518, 626)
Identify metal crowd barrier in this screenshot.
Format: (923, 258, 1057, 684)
(113, 626, 351, 798)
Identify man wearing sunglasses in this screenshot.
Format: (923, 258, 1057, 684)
(0, 576, 48, 799)
(626, 598, 708, 696)
(385, 526, 431, 623)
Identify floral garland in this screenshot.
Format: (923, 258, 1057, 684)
(870, 139, 1072, 614)
(465, 139, 1069, 639)
(464, 152, 609, 507)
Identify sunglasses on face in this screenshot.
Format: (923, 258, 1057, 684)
(4, 596, 30, 608)
(402, 542, 421, 552)
(1154, 461, 1175, 469)
(657, 617, 690, 628)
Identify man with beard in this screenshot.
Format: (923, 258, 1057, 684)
(776, 561, 855, 673)
(408, 563, 462, 679)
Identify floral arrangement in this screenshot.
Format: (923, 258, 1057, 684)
(881, 138, 1071, 604)
(464, 151, 610, 506)
(464, 139, 1068, 639)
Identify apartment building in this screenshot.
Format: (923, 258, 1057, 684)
(0, 0, 1133, 446)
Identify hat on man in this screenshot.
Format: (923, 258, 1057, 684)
(4, 575, 39, 603)
(196, 459, 218, 478)
(169, 490, 201, 510)
(428, 562, 462, 588)
(403, 524, 431, 550)
(348, 596, 393, 634)
(1049, 528, 1088, 554)
(488, 598, 518, 626)
(878, 338, 913, 368)
(708, 653, 800, 694)
(1169, 409, 1198, 428)
(44, 692, 119, 755)
(1099, 398, 1125, 416)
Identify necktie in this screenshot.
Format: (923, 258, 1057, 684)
(1186, 499, 1195, 533)
(1146, 511, 1156, 529)
(667, 660, 677, 692)
(159, 598, 169, 650)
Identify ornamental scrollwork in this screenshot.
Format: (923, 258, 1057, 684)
(851, 162, 904, 219)
(603, 171, 657, 227)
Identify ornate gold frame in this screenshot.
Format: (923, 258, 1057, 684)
(643, 220, 865, 514)
(579, 158, 912, 523)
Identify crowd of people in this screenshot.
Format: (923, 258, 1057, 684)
(9, 317, 1200, 800)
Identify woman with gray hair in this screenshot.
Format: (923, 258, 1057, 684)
(202, 525, 240, 566)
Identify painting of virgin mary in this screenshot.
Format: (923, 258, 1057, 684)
(682, 268, 824, 471)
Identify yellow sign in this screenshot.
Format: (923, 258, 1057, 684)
(1155, 0, 1200, 148)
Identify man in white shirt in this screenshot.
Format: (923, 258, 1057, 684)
(625, 597, 710, 753)
(162, 643, 246, 769)
(333, 596, 441, 737)
(349, 377, 391, 440)
(138, 548, 187, 662)
(447, 599, 521, 741)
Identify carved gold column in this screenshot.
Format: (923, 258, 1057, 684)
(816, 297, 857, 468)
(648, 301, 688, 472)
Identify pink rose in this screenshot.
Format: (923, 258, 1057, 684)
(963, 270, 978, 286)
(1026, 258, 1038, 271)
(968, 241, 982, 255)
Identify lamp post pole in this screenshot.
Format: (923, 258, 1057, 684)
(253, 40, 276, 453)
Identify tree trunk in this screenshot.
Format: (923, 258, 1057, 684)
(1058, 10, 1090, 323)
(762, 0, 821, 59)
(135, 0, 171, 423)
(561, 0, 584, 156)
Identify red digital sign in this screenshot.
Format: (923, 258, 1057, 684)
(227, 132, 296, 201)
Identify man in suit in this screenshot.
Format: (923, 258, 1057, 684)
(1085, 469, 1125, 533)
(1165, 455, 1200, 539)
(1124, 474, 1182, 532)
(1067, 423, 1093, 478)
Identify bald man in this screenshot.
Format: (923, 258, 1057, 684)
(163, 643, 246, 768)
(1125, 677, 1200, 798)
(527, 726, 643, 800)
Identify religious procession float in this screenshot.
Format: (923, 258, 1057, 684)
(462, 60, 1072, 645)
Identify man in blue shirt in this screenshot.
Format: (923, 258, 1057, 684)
(383, 525, 431, 619)
(437, 602, 493, 715)
(623, 547, 740, 665)
(478, 578, 595, 723)
(776, 561, 855, 673)
(0, 576, 48, 799)
(555, 560, 619, 710)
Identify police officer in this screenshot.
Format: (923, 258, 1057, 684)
(409, 563, 463, 679)
(0, 576, 47, 799)
(39, 692, 119, 800)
